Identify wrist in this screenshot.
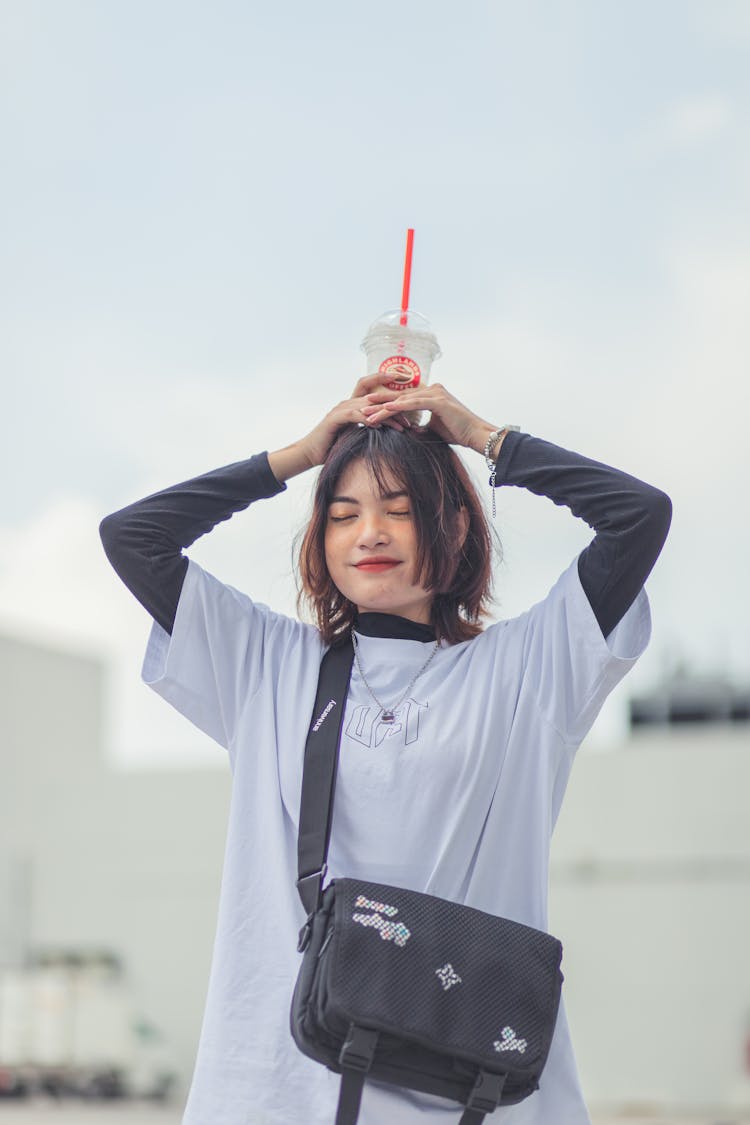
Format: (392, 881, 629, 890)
(486, 429, 508, 463)
(482, 425, 519, 520)
(474, 425, 509, 461)
(469, 422, 499, 456)
(484, 426, 521, 463)
(268, 440, 316, 484)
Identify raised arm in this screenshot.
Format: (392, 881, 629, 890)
(99, 375, 413, 634)
(99, 454, 287, 635)
(492, 431, 672, 638)
(361, 383, 672, 639)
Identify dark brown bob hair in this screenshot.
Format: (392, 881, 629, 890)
(296, 424, 498, 646)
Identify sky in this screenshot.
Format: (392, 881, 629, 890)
(1, 0, 748, 768)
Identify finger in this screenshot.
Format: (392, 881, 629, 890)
(352, 388, 401, 414)
(359, 393, 413, 416)
(367, 411, 412, 429)
(368, 399, 420, 417)
(367, 407, 414, 425)
(351, 372, 392, 397)
(362, 403, 415, 425)
(364, 387, 410, 402)
(367, 417, 406, 431)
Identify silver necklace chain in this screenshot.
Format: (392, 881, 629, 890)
(351, 630, 441, 723)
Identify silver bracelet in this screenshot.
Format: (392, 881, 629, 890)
(483, 426, 520, 518)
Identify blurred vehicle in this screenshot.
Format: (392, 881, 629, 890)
(0, 948, 177, 1100)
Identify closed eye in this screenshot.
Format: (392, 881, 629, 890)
(329, 510, 411, 522)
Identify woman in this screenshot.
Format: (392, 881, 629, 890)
(99, 375, 671, 1125)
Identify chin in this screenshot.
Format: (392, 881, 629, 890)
(361, 597, 429, 621)
(337, 575, 429, 620)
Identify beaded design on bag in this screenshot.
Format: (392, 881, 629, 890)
(354, 894, 398, 917)
(351, 911, 412, 947)
(351, 894, 412, 947)
(435, 963, 463, 991)
(493, 1026, 527, 1054)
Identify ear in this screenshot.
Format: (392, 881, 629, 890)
(457, 505, 470, 550)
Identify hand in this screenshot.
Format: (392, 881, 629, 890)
(299, 373, 414, 468)
(361, 382, 495, 453)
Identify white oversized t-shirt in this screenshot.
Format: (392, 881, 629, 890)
(142, 555, 651, 1125)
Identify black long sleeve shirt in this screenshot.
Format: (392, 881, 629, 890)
(99, 431, 671, 641)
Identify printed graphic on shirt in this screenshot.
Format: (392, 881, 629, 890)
(435, 963, 462, 991)
(345, 697, 427, 749)
(493, 1026, 527, 1054)
(351, 896, 411, 947)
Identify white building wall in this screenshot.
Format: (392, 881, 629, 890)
(0, 631, 231, 1098)
(550, 727, 750, 1114)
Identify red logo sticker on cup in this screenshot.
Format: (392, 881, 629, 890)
(378, 355, 422, 390)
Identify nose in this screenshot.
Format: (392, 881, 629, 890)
(355, 511, 391, 549)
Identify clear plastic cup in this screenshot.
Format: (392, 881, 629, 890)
(361, 310, 441, 425)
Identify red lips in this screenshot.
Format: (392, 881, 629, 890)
(355, 558, 401, 572)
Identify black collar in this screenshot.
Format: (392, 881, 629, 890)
(355, 612, 437, 642)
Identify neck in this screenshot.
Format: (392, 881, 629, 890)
(354, 611, 436, 642)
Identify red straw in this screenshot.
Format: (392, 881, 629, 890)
(400, 228, 414, 326)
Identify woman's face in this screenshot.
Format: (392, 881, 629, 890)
(324, 458, 433, 625)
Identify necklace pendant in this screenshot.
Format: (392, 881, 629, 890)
(381, 710, 395, 724)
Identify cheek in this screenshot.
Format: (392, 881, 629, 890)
(323, 536, 334, 574)
(406, 532, 426, 586)
(324, 530, 344, 576)
(324, 533, 357, 601)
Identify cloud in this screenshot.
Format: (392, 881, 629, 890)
(691, 2, 750, 47)
(0, 497, 113, 654)
(627, 93, 733, 163)
(663, 94, 733, 145)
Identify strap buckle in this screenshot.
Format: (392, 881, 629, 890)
(296, 865, 329, 951)
(466, 1069, 506, 1113)
(297, 915, 314, 953)
(296, 863, 328, 911)
(338, 1024, 379, 1073)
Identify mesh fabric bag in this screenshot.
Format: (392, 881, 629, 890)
(291, 878, 563, 1121)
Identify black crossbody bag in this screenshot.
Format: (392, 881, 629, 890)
(290, 637, 564, 1125)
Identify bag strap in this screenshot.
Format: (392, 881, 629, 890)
(333, 1028, 504, 1124)
(333, 1041, 505, 1125)
(335, 1070, 367, 1125)
(296, 642, 507, 1125)
(334, 1024, 378, 1125)
(296, 636, 355, 917)
(459, 1069, 507, 1122)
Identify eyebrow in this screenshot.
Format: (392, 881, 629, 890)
(330, 490, 409, 504)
